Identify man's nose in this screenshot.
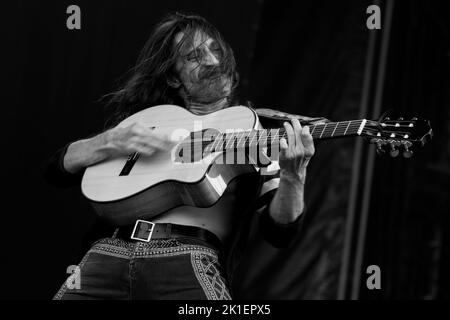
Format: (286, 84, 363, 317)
(202, 47, 220, 66)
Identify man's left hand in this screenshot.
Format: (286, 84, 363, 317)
(279, 119, 315, 182)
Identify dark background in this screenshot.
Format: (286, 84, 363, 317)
(2, 0, 449, 299)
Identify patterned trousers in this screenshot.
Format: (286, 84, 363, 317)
(54, 236, 232, 300)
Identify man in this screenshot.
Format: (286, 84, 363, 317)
(46, 12, 314, 300)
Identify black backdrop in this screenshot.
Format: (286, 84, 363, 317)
(360, 0, 450, 299)
(3, 0, 449, 300)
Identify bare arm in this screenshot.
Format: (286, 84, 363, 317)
(268, 119, 314, 223)
(63, 123, 172, 173)
(63, 131, 111, 173)
(269, 171, 306, 223)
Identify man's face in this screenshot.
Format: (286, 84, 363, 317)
(173, 30, 232, 104)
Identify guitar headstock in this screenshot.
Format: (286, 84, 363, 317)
(361, 117, 433, 158)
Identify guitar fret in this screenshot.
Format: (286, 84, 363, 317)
(321, 123, 336, 138)
(343, 121, 351, 135)
(258, 130, 266, 146)
(266, 129, 277, 146)
(335, 121, 346, 132)
(263, 129, 270, 146)
(265, 129, 272, 145)
(272, 129, 279, 144)
(250, 131, 259, 147)
(257, 130, 266, 146)
(210, 134, 219, 152)
(244, 132, 249, 147)
(332, 122, 346, 136)
(236, 131, 246, 148)
(331, 122, 339, 137)
(215, 134, 225, 152)
(225, 132, 235, 150)
(319, 124, 326, 138)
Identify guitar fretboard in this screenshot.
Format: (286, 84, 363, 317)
(204, 120, 366, 152)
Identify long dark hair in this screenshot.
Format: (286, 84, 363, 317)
(103, 12, 239, 128)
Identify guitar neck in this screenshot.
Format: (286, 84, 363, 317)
(294, 119, 366, 140)
(211, 119, 367, 151)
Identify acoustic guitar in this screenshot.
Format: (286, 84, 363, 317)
(81, 104, 432, 225)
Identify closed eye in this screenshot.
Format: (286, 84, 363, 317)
(210, 43, 223, 59)
(186, 49, 201, 62)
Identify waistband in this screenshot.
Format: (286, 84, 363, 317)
(113, 220, 222, 250)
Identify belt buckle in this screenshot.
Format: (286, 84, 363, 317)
(130, 220, 155, 242)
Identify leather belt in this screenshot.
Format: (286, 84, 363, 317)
(113, 220, 222, 250)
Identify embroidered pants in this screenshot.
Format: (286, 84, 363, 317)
(54, 237, 232, 300)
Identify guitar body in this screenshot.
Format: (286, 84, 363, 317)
(82, 105, 260, 225)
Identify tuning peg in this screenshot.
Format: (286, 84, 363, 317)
(402, 145, 413, 158)
(376, 146, 385, 155)
(403, 149, 413, 158)
(389, 143, 399, 157)
(390, 148, 399, 157)
(412, 117, 418, 120)
(374, 140, 385, 155)
(398, 117, 404, 121)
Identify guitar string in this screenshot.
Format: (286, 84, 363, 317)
(178, 124, 417, 153)
(186, 123, 365, 147)
(176, 121, 365, 151)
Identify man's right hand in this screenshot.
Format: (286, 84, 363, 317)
(104, 122, 172, 158)
(63, 122, 172, 173)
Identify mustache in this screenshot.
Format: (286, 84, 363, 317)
(198, 65, 227, 81)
